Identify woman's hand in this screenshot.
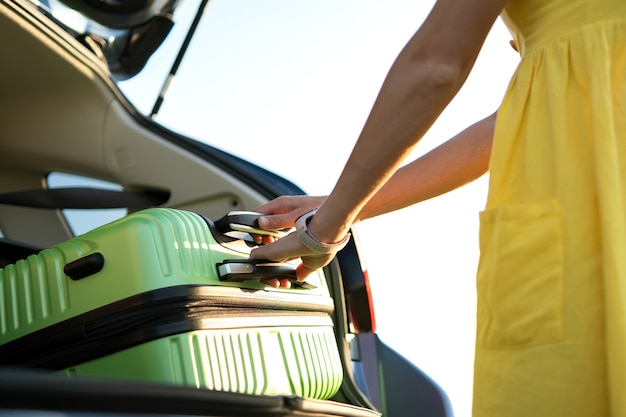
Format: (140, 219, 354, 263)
(250, 230, 337, 283)
(251, 195, 326, 245)
(254, 195, 326, 229)
(249, 195, 335, 286)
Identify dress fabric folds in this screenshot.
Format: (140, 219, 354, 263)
(473, 0, 626, 415)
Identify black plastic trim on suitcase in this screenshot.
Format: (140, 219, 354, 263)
(0, 285, 334, 370)
(64, 252, 105, 280)
(201, 214, 261, 252)
(217, 259, 317, 289)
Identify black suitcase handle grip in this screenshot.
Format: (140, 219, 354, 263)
(216, 259, 316, 289)
(213, 211, 291, 238)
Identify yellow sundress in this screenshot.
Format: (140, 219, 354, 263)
(474, 0, 626, 415)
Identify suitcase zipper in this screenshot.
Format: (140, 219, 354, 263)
(0, 285, 335, 370)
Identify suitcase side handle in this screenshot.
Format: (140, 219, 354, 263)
(217, 259, 316, 289)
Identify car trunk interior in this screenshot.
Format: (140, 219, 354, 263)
(0, 1, 268, 247)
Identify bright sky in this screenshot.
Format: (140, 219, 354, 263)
(123, 2, 520, 415)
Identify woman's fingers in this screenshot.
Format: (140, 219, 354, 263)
(297, 253, 335, 281)
(250, 232, 336, 283)
(249, 233, 302, 263)
(260, 277, 292, 288)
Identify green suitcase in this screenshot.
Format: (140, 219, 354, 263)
(0, 208, 343, 399)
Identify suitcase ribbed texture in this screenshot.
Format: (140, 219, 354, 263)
(63, 326, 343, 399)
(2, 209, 221, 339)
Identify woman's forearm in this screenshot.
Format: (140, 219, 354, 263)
(356, 112, 496, 221)
(307, 0, 505, 244)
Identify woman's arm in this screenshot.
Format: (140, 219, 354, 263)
(253, 114, 494, 288)
(356, 112, 495, 221)
(309, 0, 506, 244)
(254, 112, 495, 229)
(251, 0, 508, 279)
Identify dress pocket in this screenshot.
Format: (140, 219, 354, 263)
(476, 199, 564, 349)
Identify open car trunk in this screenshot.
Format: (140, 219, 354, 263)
(0, 1, 452, 416)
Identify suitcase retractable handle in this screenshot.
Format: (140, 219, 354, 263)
(217, 259, 316, 289)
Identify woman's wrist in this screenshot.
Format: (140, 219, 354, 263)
(295, 209, 351, 254)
